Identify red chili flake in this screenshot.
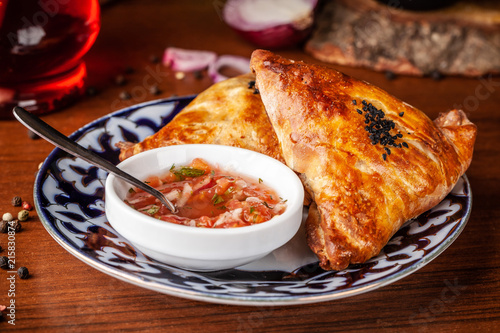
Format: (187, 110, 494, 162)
(22, 201, 33, 211)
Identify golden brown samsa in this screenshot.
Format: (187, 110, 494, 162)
(250, 49, 476, 271)
(118, 73, 284, 163)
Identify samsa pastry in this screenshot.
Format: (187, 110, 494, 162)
(250, 49, 476, 271)
(117, 73, 284, 163)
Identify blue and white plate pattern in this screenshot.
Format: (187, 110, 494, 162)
(34, 96, 472, 306)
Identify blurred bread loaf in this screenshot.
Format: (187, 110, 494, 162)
(306, 0, 500, 76)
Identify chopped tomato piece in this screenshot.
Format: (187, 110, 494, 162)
(124, 158, 286, 228)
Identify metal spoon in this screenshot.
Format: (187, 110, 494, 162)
(13, 106, 178, 213)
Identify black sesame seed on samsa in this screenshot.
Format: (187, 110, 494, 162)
(357, 99, 405, 151)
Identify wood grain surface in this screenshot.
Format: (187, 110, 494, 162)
(0, 1, 499, 332)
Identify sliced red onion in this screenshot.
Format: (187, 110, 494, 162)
(163, 47, 217, 72)
(208, 55, 251, 83)
(223, 0, 318, 49)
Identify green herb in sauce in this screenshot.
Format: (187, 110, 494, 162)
(212, 193, 224, 205)
(262, 201, 273, 209)
(170, 166, 206, 180)
(146, 205, 160, 215)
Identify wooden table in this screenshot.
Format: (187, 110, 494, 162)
(1, 1, 499, 331)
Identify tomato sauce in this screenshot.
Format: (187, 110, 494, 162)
(124, 158, 287, 228)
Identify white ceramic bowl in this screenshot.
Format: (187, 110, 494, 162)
(105, 144, 304, 271)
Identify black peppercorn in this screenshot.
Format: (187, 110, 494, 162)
(430, 70, 444, 81)
(149, 85, 161, 95)
(149, 54, 160, 64)
(86, 86, 98, 97)
(12, 220, 22, 232)
(27, 130, 40, 140)
(0, 221, 8, 233)
(18, 266, 30, 279)
(193, 70, 203, 80)
(124, 66, 135, 74)
(0, 256, 8, 269)
(11, 196, 22, 207)
(119, 91, 132, 100)
(385, 70, 396, 81)
(114, 74, 127, 86)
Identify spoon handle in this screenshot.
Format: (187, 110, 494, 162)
(13, 106, 177, 213)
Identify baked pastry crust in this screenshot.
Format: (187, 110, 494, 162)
(250, 49, 476, 271)
(117, 73, 284, 163)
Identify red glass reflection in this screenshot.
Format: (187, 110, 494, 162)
(0, 0, 100, 119)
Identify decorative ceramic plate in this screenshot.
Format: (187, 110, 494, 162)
(34, 97, 472, 306)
